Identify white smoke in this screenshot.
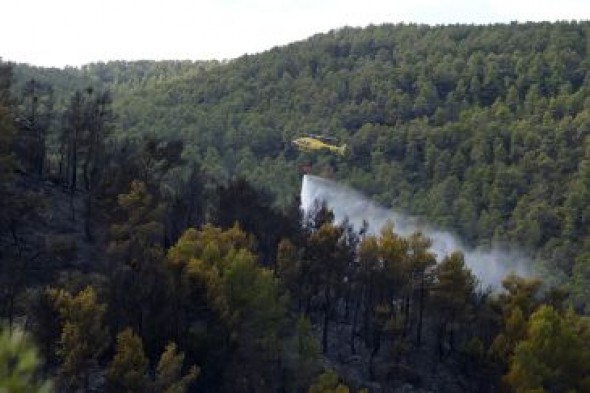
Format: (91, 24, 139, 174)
(301, 174, 533, 289)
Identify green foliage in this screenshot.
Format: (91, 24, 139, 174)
(154, 343, 199, 393)
(277, 238, 300, 294)
(0, 327, 52, 393)
(490, 306, 527, 366)
(166, 225, 286, 391)
(295, 314, 320, 362)
(305, 221, 353, 353)
(106, 331, 198, 393)
(504, 306, 590, 392)
(107, 179, 170, 356)
(308, 370, 350, 393)
(12, 23, 590, 277)
(433, 252, 477, 316)
(572, 252, 590, 312)
(106, 328, 149, 393)
(431, 252, 478, 358)
(7, 22, 590, 393)
(49, 286, 109, 390)
(490, 275, 545, 365)
(109, 180, 164, 268)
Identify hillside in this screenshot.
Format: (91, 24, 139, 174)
(15, 21, 590, 300)
(125, 22, 590, 297)
(3, 21, 590, 392)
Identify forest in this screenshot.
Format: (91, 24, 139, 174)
(2, 21, 590, 393)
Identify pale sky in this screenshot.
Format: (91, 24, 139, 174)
(2, 0, 589, 68)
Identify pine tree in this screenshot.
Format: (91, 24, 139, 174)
(106, 328, 149, 393)
(0, 62, 16, 189)
(504, 306, 590, 392)
(17, 78, 53, 177)
(305, 222, 349, 354)
(153, 343, 199, 393)
(49, 286, 109, 391)
(431, 252, 477, 359)
(490, 275, 544, 365)
(166, 225, 286, 392)
(108, 180, 167, 350)
(406, 231, 436, 346)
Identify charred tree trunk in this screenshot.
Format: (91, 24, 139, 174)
(322, 286, 331, 354)
(368, 323, 382, 380)
(350, 293, 360, 354)
(403, 294, 410, 337)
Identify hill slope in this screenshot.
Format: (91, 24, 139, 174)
(12, 21, 590, 306)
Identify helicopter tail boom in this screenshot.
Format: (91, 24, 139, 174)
(330, 144, 347, 156)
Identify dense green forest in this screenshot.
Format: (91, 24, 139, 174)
(2, 21, 590, 392)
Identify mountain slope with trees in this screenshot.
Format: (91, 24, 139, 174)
(40, 21, 589, 305)
(3, 21, 590, 392)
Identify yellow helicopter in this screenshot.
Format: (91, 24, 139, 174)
(291, 134, 347, 156)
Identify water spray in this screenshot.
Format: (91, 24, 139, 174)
(301, 174, 532, 289)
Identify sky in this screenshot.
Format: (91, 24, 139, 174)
(2, 0, 589, 68)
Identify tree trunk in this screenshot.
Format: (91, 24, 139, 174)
(368, 327, 382, 380)
(363, 280, 373, 347)
(350, 294, 360, 354)
(84, 193, 93, 241)
(416, 274, 426, 346)
(437, 322, 446, 360)
(344, 285, 351, 320)
(322, 287, 330, 354)
(69, 131, 77, 221)
(403, 294, 410, 337)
